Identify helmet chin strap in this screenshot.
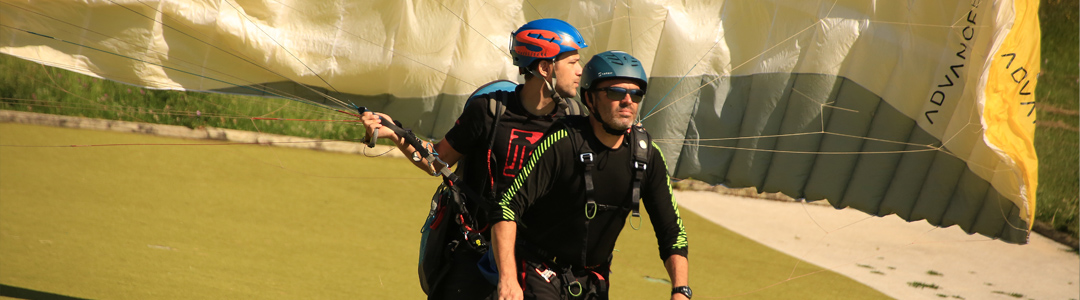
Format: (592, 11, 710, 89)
(534, 60, 569, 112)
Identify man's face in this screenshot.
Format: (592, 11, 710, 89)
(551, 51, 583, 98)
(589, 78, 643, 132)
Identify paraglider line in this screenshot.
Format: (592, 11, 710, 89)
(246, 117, 291, 169)
(2, 96, 347, 124)
(18, 63, 328, 122)
(789, 87, 860, 113)
(108, 0, 336, 101)
(656, 132, 941, 150)
(435, 1, 513, 60)
(262, 3, 482, 89)
(220, 0, 342, 95)
(625, 0, 636, 56)
(2, 3, 336, 110)
(362, 144, 397, 158)
(656, 140, 940, 155)
(523, 0, 543, 18)
(2, 25, 342, 114)
(643, 37, 724, 120)
(105, 0, 354, 110)
(699, 269, 831, 299)
(643, 0, 838, 121)
(0, 141, 315, 148)
(643, 13, 728, 120)
(250, 117, 360, 123)
(871, 20, 985, 28)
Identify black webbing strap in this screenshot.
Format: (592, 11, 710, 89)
(575, 121, 627, 289)
(447, 90, 506, 239)
(629, 126, 649, 219)
(547, 120, 654, 296)
(484, 92, 506, 204)
(575, 122, 596, 297)
(579, 147, 595, 290)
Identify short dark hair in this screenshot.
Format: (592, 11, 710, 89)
(520, 60, 544, 77)
(519, 51, 576, 80)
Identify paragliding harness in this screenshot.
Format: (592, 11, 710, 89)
(356, 104, 483, 295)
(412, 80, 586, 294)
(518, 116, 652, 298)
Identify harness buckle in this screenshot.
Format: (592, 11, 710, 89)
(633, 161, 647, 171)
(579, 153, 594, 163)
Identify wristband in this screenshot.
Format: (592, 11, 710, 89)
(672, 286, 692, 299)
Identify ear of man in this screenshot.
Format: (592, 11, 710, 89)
(584, 89, 598, 115)
(536, 59, 554, 78)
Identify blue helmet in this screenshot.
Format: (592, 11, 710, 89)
(580, 50, 648, 97)
(510, 18, 588, 70)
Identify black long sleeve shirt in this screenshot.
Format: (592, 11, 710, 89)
(444, 85, 564, 230)
(493, 116, 688, 268)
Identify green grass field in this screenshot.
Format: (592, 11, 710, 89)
(1034, 0, 1079, 239)
(0, 123, 889, 299)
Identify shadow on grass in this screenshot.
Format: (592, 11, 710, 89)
(0, 284, 89, 300)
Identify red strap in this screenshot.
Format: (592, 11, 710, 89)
(520, 260, 528, 292)
(590, 270, 605, 281)
(487, 149, 495, 193)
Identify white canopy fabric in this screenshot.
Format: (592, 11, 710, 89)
(1, 0, 1039, 243)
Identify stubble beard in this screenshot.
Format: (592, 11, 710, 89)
(605, 107, 636, 131)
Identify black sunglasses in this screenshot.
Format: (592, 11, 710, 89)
(594, 87, 645, 103)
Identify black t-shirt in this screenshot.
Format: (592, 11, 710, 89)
(492, 116, 689, 268)
(444, 85, 565, 230)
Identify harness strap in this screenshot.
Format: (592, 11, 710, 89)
(519, 238, 619, 298)
(579, 150, 595, 280)
(581, 153, 597, 219)
(440, 89, 508, 245)
(628, 126, 649, 229)
(485, 92, 506, 205)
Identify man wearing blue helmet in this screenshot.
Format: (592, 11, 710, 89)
(491, 51, 690, 300)
(360, 18, 588, 300)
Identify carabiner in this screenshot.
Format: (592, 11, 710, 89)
(567, 280, 583, 297)
(585, 201, 597, 220)
(629, 213, 642, 230)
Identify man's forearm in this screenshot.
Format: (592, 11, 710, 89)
(394, 137, 436, 173)
(664, 254, 688, 287)
(492, 221, 519, 283)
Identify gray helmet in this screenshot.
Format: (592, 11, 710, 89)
(579, 50, 648, 99)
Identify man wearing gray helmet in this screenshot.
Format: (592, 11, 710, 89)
(491, 51, 690, 300)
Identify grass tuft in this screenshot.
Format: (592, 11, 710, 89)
(908, 282, 940, 290)
(992, 291, 1024, 298)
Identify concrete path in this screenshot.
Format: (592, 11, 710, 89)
(676, 190, 1079, 300)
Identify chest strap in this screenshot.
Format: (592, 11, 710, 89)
(576, 124, 650, 270)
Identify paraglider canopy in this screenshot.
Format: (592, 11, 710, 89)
(0, 0, 1039, 243)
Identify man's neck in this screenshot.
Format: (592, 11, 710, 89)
(589, 117, 625, 149)
(520, 78, 557, 116)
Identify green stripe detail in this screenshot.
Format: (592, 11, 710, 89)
(654, 141, 688, 249)
(498, 129, 568, 221)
